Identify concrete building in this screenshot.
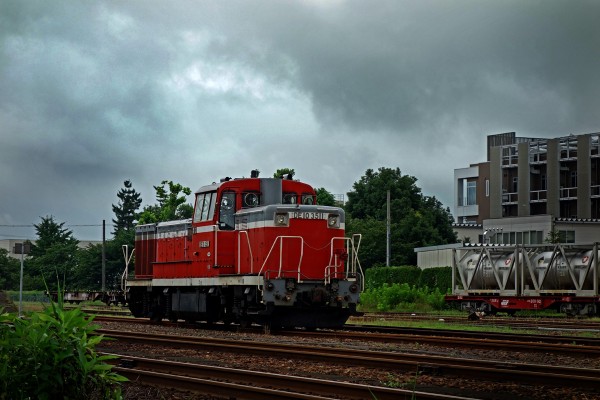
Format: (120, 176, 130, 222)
(417, 131, 600, 268)
(452, 131, 600, 245)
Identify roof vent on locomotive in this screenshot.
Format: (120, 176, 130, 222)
(125, 171, 363, 329)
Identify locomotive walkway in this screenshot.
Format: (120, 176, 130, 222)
(98, 329, 600, 391)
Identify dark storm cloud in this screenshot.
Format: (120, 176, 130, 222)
(222, 1, 600, 137)
(1, 0, 599, 239)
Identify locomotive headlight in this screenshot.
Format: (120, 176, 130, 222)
(327, 214, 339, 228)
(274, 212, 289, 226)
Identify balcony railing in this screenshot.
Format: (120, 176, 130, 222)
(530, 190, 547, 202)
(501, 156, 518, 167)
(560, 187, 577, 199)
(502, 192, 518, 204)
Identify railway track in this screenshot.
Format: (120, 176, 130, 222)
(94, 316, 600, 353)
(110, 354, 472, 400)
(97, 328, 600, 391)
(354, 312, 600, 331)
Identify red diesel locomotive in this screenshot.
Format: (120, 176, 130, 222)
(126, 171, 363, 329)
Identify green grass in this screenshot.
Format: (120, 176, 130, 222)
(349, 317, 600, 337)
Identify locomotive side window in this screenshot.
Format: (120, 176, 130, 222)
(193, 192, 216, 223)
(242, 192, 260, 208)
(283, 193, 297, 204)
(219, 192, 236, 230)
(301, 193, 315, 205)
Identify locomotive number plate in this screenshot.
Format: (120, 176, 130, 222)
(290, 212, 325, 220)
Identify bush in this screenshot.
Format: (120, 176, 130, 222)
(365, 266, 421, 289)
(0, 299, 127, 399)
(359, 283, 447, 312)
(7, 290, 49, 303)
(418, 267, 452, 293)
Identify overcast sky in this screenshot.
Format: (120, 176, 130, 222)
(1, 1, 599, 241)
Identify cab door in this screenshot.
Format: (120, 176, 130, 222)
(191, 191, 218, 277)
(216, 190, 237, 274)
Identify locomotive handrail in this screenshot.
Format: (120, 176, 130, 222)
(351, 234, 365, 292)
(120, 245, 135, 292)
(237, 230, 254, 274)
(326, 237, 349, 284)
(257, 236, 304, 281)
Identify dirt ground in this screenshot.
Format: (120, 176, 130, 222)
(0, 291, 18, 313)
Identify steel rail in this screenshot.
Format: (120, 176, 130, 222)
(97, 329, 600, 390)
(342, 323, 600, 345)
(354, 313, 600, 330)
(94, 316, 600, 350)
(109, 354, 475, 400)
(297, 327, 600, 355)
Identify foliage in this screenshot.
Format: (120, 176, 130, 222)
(73, 244, 120, 291)
(545, 229, 561, 244)
(345, 167, 457, 266)
(27, 216, 79, 290)
(0, 249, 20, 290)
(273, 168, 295, 179)
(111, 179, 142, 235)
(359, 283, 446, 312)
(418, 267, 452, 293)
(7, 290, 49, 303)
(365, 265, 421, 289)
(138, 180, 193, 223)
(316, 187, 336, 206)
(360, 265, 452, 312)
(0, 297, 127, 399)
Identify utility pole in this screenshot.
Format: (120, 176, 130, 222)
(386, 190, 391, 267)
(102, 220, 106, 291)
(13, 242, 30, 317)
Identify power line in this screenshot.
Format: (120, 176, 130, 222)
(0, 224, 34, 227)
(0, 223, 116, 227)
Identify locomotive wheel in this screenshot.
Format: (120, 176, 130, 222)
(239, 318, 251, 329)
(150, 314, 163, 323)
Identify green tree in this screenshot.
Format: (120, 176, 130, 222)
(345, 167, 457, 267)
(27, 216, 79, 290)
(138, 180, 193, 223)
(73, 240, 126, 291)
(273, 168, 295, 179)
(545, 229, 561, 244)
(0, 249, 20, 290)
(316, 187, 336, 206)
(111, 179, 142, 235)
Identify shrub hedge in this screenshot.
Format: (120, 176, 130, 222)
(365, 265, 451, 292)
(360, 265, 452, 312)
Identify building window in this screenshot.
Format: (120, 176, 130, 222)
(541, 174, 547, 190)
(530, 231, 543, 244)
(466, 181, 476, 205)
(570, 171, 577, 187)
(558, 230, 575, 243)
(512, 177, 518, 193)
(560, 137, 578, 159)
(485, 179, 489, 197)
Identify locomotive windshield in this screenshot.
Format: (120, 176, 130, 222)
(193, 191, 216, 223)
